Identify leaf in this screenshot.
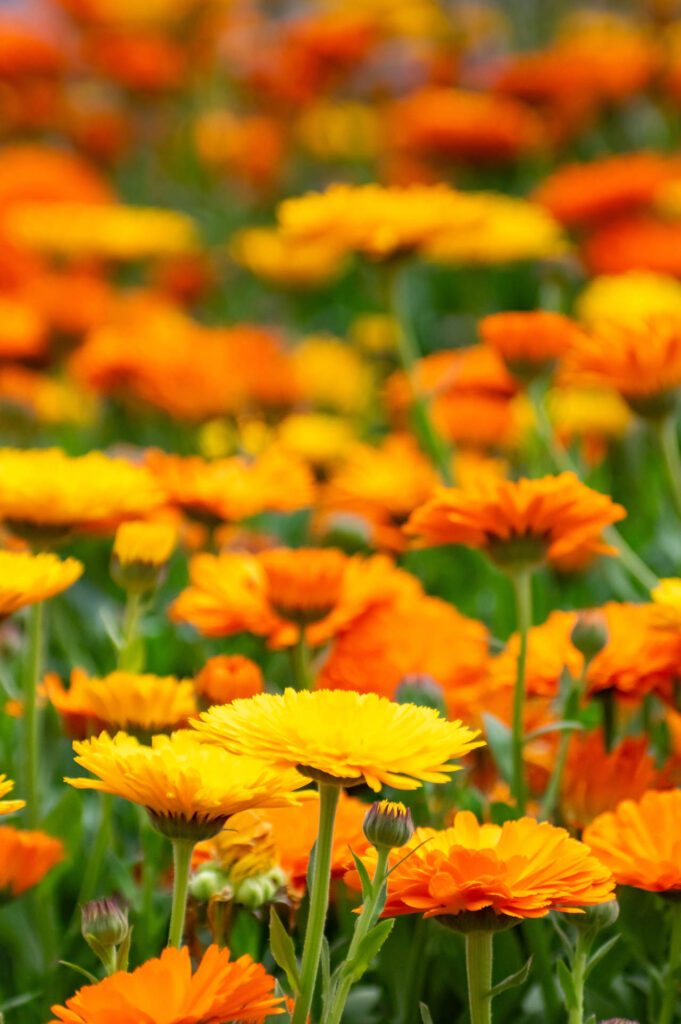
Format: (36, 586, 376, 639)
(344, 919, 395, 984)
(482, 714, 513, 784)
(557, 959, 578, 1011)
(58, 961, 99, 985)
(523, 721, 583, 743)
(419, 1003, 434, 1024)
(585, 934, 620, 979)
(269, 907, 301, 996)
(320, 936, 332, 999)
(487, 956, 533, 998)
(551, 915, 573, 954)
(349, 848, 372, 900)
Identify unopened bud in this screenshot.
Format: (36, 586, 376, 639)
(571, 610, 608, 664)
(395, 674, 447, 716)
(81, 897, 129, 948)
(572, 899, 619, 941)
(363, 800, 414, 851)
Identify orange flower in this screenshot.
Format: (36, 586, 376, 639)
(0, 295, 46, 360)
(194, 655, 264, 707)
(560, 316, 681, 417)
(0, 18, 65, 78)
(0, 826, 64, 897)
(0, 143, 113, 207)
(344, 812, 614, 922)
(86, 30, 186, 93)
(583, 789, 681, 892)
(170, 550, 415, 649)
(406, 473, 625, 571)
(560, 731, 659, 830)
(489, 609, 582, 699)
(478, 310, 583, 376)
(196, 110, 286, 193)
(582, 215, 681, 277)
(48, 944, 282, 1024)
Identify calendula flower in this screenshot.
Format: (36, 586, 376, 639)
(45, 670, 197, 739)
(0, 142, 113, 207)
(231, 227, 347, 289)
(576, 272, 681, 327)
(651, 577, 681, 627)
(0, 295, 46, 360)
(583, 789, 681, 892)
(47, 944, 282, 1024)
(0, 826, 64, 898)
(296, 99, 380, 162)
(192, 809, 278, 884)
(0, 367, 96, 427)
(66, 731, 306, 840)
(0, 448, 163, 539)
(277, 414, 356, 470)
(344, 812, 614, 924)
(0, 550, 83, 616)
(479, 310, 583, 378)
(196, 110, 285, 192)
(192, 689, 482, 792)
(111, 518, 177, 592)
(561, 732, 659, 830)
(547, 387, 632, 463)
(561, 316, 681, 419)
(406, 473, 625, 571)
(582, 215, 681, 277)
(0, 775, 24, 816)
(194, 655, 264, 708)
(292, 335, 372, 414)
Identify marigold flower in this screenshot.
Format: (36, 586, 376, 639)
(111, 518, 177, 591)
(296, 99, 380, 162)
(0, 295, 46, 360)
(576, 272, 681, 327)
(47, 944, 282, 1024)
(547, 387, 632, 461)
(196, 110, 285, 192)
(66, 731, 306, 840)
(231, 226, 347, 289)
(344, 812, 614, 923)
(0, 775, 24, 816)
(45, 670, 197, 739)
(192, 688, 482, 792)
(561, 732, 659, 830)
(651, 576, 681, 628)
(406, 473, 625, 571)
(0, 550, 82, 616)
(292, 335, 372, 414)
(194, 655, 264, 708)
(0, 143, 113, 207)
(582, 215, 681, 277)
(277, 413, 356, 469)
(0, 826, 64, 898)
(192, 809, 278, 884)
(479, 310, 583, 377)
(583, 789, 681, 892)
(0, 367, 96, 426)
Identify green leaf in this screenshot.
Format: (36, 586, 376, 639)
(557, 959, 578, 1011)
(585, 934, 620, 979)
(58, 961, 99, 985)
(487, 956, 533, 998)
(345, 919, 395, 984)
(523, 720, 583, 743)
(482, 714, 513, 784)
(269, 907, 301, 996)
(349, 848, 372, 900)
(551, 915, 573, 954)
(320, 936, 331, 999)
(419, 1002, 434, 1024)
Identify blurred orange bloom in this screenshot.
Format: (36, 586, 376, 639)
(582, 215, 681, 276)
(86, 30, 186, 93)
(0, 826, 64, 897)
(0, 143, 113, 207)
(478, 310, 583, 375)
(0, 18, 65, 79)
(195, 110, 286, 193)
(194, 655, 264, 708)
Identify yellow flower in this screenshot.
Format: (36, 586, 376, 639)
(0, 775, 24, 816)
(576, 272, 681, 327)
(277, 414, 356, 468)
(192, 689, 483, 792)
(4, 203, 199, 261)
(547, 388, 631, 441)
(66, 731, 307, 840)
(650, 577, 681, 628)
(113, 520, 177, 568)
(292, 336, 372, 413)
(193, 809, 278, 883)
(349, 313, 398, 355)
(231, 227, 347, 289)
(295, 101, 381, 162)
(0, 550, 82, 616)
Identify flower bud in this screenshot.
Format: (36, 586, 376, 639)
(572, 899, 619, 941)
(81, 897, 129, 948)
(234, 867, 286, 909)
(189, 865, 233, 903)
(394, 674, 447, 716)
(571, 610, 608, 664)
(363, 800, 414, 851)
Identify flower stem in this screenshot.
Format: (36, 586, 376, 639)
(659, 901, 681, 1024)
(656, 414, 681, 523)
(167, 838, 195, 948)
(289, 630, 312, 690)
(23, 600, 44, 829)
(567, 933, 588, 1024)
(324, 846, 390, 1024)
(540, 667, 586, 821)
(465, 930, 493, 1024)
(117, 591, 143, 671)
(77, 793, 113, 908)
(509, 569, 532, 816)
(292, 782, 341, 1024)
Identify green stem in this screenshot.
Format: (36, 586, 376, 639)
(524, 920, 561, 1020)
(117, 591, 143, 671)
(465, 931, 493, 1024)
(657, 415, 681, 523)
(23, 601, 44, 829)
(324, 847, 390, 1024)
(292, 783, 341, 1024)
(289, 630, 312, 690)
(659, 901, 681, 1024)
(167, 838, 195, 948)
(385, 263, 453, 485)
(509, 569, 532, 816)
(77, 793, 113, 908)
(567, 936, 588, 1024)
(540, 667, 586, 821)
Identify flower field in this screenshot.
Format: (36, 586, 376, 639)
(6, 1, 681, 1022)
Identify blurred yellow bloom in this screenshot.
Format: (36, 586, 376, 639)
(277, 413, 356, 467)
(576, 272, 681, 327)
(350, 313, 398, 355)
(0, 550, 82, 617)
(0, 368, 97, 426)
(4, 203, 199, 260)
(113, 519, 177, 568)
(292, 336, 372, 413)
(193, 810, 278, 883)
(650, 577, 681, 628)
(335, 0, 450, 38)
(231, 227, 347, 288)
(0, 775, 24, 816)
(296, 101, 381, 162)
(547, 388, 632, 442)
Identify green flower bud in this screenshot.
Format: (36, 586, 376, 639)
(395, 674, 447, 715)
(80, 897, 129, 948)
(234, 867, 287, 909)
(188, 865, 233, 903)
(571, 610, 608, 664)
(572, 899, 619, 941)
(363, 800, 414, 851)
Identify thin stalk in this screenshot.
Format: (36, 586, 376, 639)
(292, 783, 341, 1024)
(77, 793, 113, 908)
(524, 920, 561, 1020)
(509, 569, 532, 815)
(289, 630, 312, 690)
(567, 934, 588, 1024)
(23, 601, 44, 829)
(117, 591, 143, 671)
(656, 415, 681, 523)
(167, 838, 195, 948)
(540, 666, 586, 821)
(659, 901, 681, 1024)
(385, 263, 453, 485)
(465, 931, 493, 1024)
(324, 847, 390, 1024)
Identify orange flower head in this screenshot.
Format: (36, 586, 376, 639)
(258, 547, 348, 625)
(582, 215, 681, 277)
(0, 550, 82, 616)
(192, 688, 482, 792)
(0, 775, 24, 816)
(66, 731, 306, 841)
(0, 295, 46, 360)
(47, 944, 282, 1024)
(561, 731, 658, 830)
(561, 316, 681, 419)
(478, 310, 584, 379)
(583, 789, 681, 892)
(194, 655, 264, 708)
(586, 602, 681, 702)
(344, 811, 614, 927)
(0, 826, 64, 899)
(0, 143, 113, 207)
(406, 473, 625, 571)
(489, 609, 582, 699)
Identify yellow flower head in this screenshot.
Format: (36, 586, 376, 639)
(113, 520, 177, 568)
(0, 550, 82, 617)
(66, 731, 308, 841)
(192, 689, 483, 792)
(295, 100, 381, 162)
(650, 577, 681, 629)
(576, 272, 681, 328)
(547, 388, 632, 441)
(231, 227, 347, 289)
(0, 775, 24, 816)
(292, 336, 372, 414)
(193, 809, 278, 883)
(277, 414, 356, 468)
